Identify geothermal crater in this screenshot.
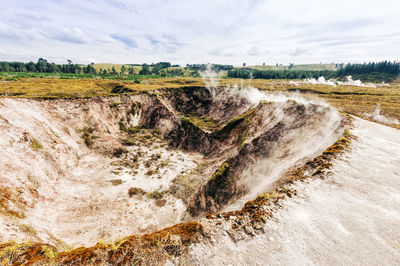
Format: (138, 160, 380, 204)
(0, 86, 343, 248)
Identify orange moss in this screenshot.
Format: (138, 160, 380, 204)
(278, 129, 354, 186)
(2, 221, 203, 265)
(141, 221, 203, 245)
(0, 187, 26, 218)
(0, 241, 56, 265)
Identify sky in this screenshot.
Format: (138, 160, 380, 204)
(0, 0, 399, 66)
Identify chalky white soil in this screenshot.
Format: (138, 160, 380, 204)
(0, 98, 200, 248)
(188, 117, 400, 265)
(1, 91, 399, 266)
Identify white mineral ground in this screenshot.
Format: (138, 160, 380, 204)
(1, 91, 399, 265)
(188, 117, 400, 265)
(0, 97, 201, 247)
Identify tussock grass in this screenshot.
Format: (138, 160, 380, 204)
(147, 191, 164, 200)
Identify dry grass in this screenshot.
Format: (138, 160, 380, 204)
(1, 76, 398, 130)
(0, 221, 203, 265)
(219, 78, 400, 129)
(0, 241, 57, 265)
(0, 77, 204, 99)
(0, 187, 26, 218)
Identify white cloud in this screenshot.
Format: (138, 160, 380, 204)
(0, 0, 399, 65)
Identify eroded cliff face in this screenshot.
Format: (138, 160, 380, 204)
(0, 86, 343, 250)
(187, 99, 342, 215)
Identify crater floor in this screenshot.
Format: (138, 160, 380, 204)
(0, 86, 343, 249)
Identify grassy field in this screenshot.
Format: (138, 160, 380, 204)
(0, 76, 398, 129)
(0, 77, 204, 98)
(220, 78, 400, 129)
(0, 71, 159, 81)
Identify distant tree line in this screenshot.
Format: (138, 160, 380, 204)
(0, 58, 83, 73)
(228, 61, 400, 82)
(2, 59, 398, 82)
(227, 69, 337, 79)
(0, 58, 186, 77)
(337, 61, 400, 76)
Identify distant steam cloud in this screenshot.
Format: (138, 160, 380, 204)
(303, 76, 378, 88)
(363, 105, 400, 125)
(200, 66, 330, 107)
(336, 76, 377, 88)
(305, 76, 336, 86)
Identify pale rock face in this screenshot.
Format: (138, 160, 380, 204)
(187, 117, 400, 265)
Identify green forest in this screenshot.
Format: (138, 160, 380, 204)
(1, 59, 399, 82)
(228, 61, 400, 82)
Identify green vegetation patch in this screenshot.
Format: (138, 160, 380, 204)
(30, 137, 43, 151)
(109, 179, 123, 186)
(147, 191, 164, 200)
(205, 158, 235, 198)
(81, 126, 95, 148)
(182, 114, 220, 131)
(128, 187, 146, 197)
(213, 107, 256, 140)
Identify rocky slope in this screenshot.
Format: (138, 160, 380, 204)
(187, 117, 400, 265)
(0, 85, 353, 264)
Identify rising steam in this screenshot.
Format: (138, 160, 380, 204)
(363, 105, 400, 125)
(200, 64, 221, 95)
(303, 76, 379, 88)
(200, 67, 343, 212)
(200, 67, 330, 107)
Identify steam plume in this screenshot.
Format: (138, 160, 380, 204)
(363, 105, 400, 125)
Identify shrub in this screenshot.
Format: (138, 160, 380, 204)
(147, 191, 163, 199)
(113, 147, 127, 157)
(30, 137, 43, 151)
(122, 139, 136, 146)
(127, 126, 144, 135)
(109, 102, 123, 108)
(128, 187, 145, 197)
(145, 169, 156, 176)
(110, 179, 123, 186)
(81, 126, 95, 148)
